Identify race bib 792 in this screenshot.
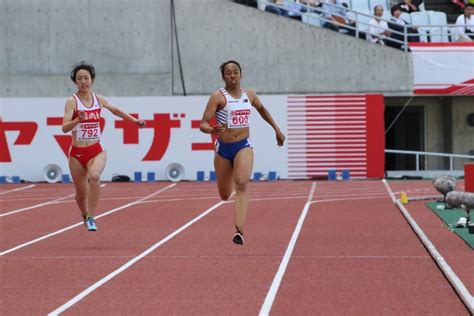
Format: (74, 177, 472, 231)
(76, 122, 100, 141)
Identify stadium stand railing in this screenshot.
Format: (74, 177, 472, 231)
(255, 1, 466, 51)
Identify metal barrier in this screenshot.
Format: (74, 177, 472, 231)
(385, 149, 474, 171)
(255, 1, 470, 52)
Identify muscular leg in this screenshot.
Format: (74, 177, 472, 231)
(69, 157, 88, 218)
(232, 147, 253, 233)
(86, 151, 107, 217)
(214, 153, 234, 201)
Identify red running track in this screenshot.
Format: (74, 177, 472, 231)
(0, 180, 471, 315)
(269, 180, 468, 315)
(387, 180, 473, 295)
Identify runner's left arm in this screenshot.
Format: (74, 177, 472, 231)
(98, 95, 145, 127)
(247, 89, 285, 146)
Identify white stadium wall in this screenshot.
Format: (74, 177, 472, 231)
(0, 96, 287, 182)
(0, 94, 385, 182)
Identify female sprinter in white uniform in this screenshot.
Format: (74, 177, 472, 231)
(62, 62, 145, 231)
(200, 60, 285, 245)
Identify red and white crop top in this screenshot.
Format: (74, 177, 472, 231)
(72, 93, 101, 142)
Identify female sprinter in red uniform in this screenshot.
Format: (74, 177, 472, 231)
(62, 62, 145, 231)
(200, 60, 285, 245)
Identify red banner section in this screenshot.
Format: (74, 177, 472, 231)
(287, 94, 385, 179)
(365, 94, 385, 178)
(465, 163, 474, 193)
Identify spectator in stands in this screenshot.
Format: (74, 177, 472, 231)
(454, 3, 474, 41)
(387, 5, 419, 49)
(321, 0, 355, 35)
(452, 0, 465, 10)
(300, 0, 322, 8)
(282, 0, 305, 20)
(235, 0, 258, 8)
(452, 0, 474, 10)
(264, 0, 307, 21)
(367, 5, 391, 45)
(284, 0, 322, 16)
(265, 0, 285, 16)
(398, 0, 423, 13)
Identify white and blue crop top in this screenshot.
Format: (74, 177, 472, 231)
(215, 88, 252, 129)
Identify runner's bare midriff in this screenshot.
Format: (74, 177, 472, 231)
(71, 132, 99, 148)
(217, 125, 249, 143)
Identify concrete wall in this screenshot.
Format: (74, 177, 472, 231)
(452, 97, 474, 169)
(0, 0, 6, 76)
(1, 0, 172, 96)
(423, 97, 448, 170)
(1, 0, 413, 97)
(172, 0, 413, 95)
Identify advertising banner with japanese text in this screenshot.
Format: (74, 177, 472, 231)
(0, 94, 385, 182)
(0, 96, 287, 182)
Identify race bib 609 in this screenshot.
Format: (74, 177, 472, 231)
(228, 109, 250, 129)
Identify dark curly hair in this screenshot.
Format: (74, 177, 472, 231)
(220, 60, 242, 78)
(70, 61, 96, 82)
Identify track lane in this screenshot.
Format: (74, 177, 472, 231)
(0, 184, 74, 213)
(387, 180, 473, 296)
(1, 183, 226, 315)
(404, 200, 474, 293)
(0, 183, 173, 251)
(268, 180, 468, 315)
(47, 181, 313, 315)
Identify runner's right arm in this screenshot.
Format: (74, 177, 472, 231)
(200, 91, 225, 134)
(62, 97, 84, 133)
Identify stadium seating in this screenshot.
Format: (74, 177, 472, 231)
(350, 0, 395, 12)
(400, 12, 411, 24)
(350, 0, 370, 12)
(410, 10, 430, 25)
(427, 10, 450, 42)
(302, 12, 322, 27)
(410, 11, 430, 42)
(354, 10, 372, 33)
(382, 10, 391, 20)
(256, 1, 453, 44)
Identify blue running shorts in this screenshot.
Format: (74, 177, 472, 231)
(215, 138, 253, 162)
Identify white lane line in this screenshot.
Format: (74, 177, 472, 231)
(310, 195, 388, 205)
(1, 184, 132, 216)
(0, 196, 73, 203)
(48, 199, 229, 316)
(2, 254, 432, 260)
(138, 196, 218, 204)
(382, 179, 397, 204)
(0, 184, 176, 256)
(259, 182, 317, 316)
(247, 195, 310, 203)
(382, 179, 473, 314)
(138, 195, 310, 205)
(0, 193, 75, 218)
(0, 184, 36, 196)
